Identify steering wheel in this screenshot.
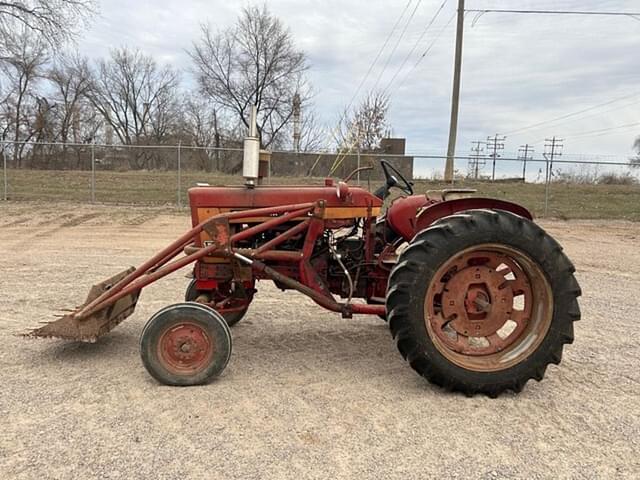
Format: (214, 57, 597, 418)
(377, 159, 414, 198)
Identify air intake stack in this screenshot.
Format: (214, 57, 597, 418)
(243, 105, 260, 187)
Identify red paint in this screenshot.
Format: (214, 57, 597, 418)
(72, 183, 533, 329)
(387, 196, 533, 241)
(189, 185, 382, 212)
(158, 322, 213, 374)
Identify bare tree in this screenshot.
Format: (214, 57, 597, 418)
(48, 53, 92, 141)
(0, 73, 12, 142)
(0, 0, 95, 49)
(0, 25, 48, 166)
(85, 48, 181, 168)
(334, 91, 391, 153)
(182, 95, 221, 148)
(86, 48, 180, 145)
(46, 52, 99, 167)
(190, 5, 309, 148)
(181, 94, 240, 171)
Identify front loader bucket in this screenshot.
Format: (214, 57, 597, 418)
(25, 268, 141, 343)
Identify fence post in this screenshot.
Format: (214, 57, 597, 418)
(356, 145, 361, 185)
(91, 142, 96, 203)
(2, 142, 7, 201)
(177, 141, 182, 208)
(267, 152, 271, 185)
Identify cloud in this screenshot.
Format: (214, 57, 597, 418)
(77, 0, 640, 160)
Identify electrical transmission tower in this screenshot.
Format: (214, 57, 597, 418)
(486, 134, 506, 180)
(468, 140, 486, 179)
(518, 144, 534, 182)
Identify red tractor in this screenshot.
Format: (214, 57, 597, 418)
(27, 114, 580, 397)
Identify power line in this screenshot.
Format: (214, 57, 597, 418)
(342, 0, 414, 116)
(564, 121, 640, 140)
(530, 121, 640, 145)
(310, 1, 414, 176)
(372, 0, 423, 92)
(393, 11, 457, 93)
(519, 98, 640, 140)
(330, 0, 426, 175)
(504, 92, 640, 136)
(465, 9, 640, 18)
(381, 0, 448, 95)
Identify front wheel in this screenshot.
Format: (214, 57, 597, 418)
(140, 302, 232, 386)
(386, 209, 581, 397)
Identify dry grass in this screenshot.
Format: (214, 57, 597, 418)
(2, 169, 639, 220)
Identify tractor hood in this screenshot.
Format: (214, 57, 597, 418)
(188, 183, 383, 226)
(189, 184, 381, 209)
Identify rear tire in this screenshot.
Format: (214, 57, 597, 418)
(185, 279, 250, 326)
(140, 302, 232, 386)
(386, 209, 581, 397)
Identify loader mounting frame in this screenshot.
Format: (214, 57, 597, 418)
(27, 201, 384, 342)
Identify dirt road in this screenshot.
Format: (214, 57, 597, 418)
(1, 202, 638, 479)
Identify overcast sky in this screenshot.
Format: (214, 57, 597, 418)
(77, 0, 640, 162)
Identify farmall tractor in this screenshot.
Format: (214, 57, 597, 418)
(27, 109, 581, 397)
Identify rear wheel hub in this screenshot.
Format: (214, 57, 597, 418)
(426, 246, 546, 365)
(441, 264, 515, 341)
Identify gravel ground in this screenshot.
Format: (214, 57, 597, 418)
(0, 202, 639, 479)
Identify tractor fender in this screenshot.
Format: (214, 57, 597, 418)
(387, 196, 533, 241)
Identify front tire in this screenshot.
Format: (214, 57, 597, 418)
(140, 302, 232, 386)
(386, 209, 581, 397)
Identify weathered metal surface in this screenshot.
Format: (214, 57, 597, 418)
(424, 244, 552, 371)
(426, 249, 536, 356)
(30, 181, 538, 346)
(188, 185, 382, 210)
(386, 196, 533, 241)
(25, 268, 140, 342)
(158, 321, 214, 375)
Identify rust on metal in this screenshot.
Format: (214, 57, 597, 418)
(24, 201, 322, 341)
(157, 322, 214, 375)
(424, 244, 552, 371)
(25, 268, 141, 342)
(202, 216, 231, 252)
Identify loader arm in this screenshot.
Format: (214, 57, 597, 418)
(25, 200, 385, 342)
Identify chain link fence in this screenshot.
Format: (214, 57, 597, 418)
(2, 141, 639, 220)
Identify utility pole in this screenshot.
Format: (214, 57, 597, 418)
(444, 0, 465, 183)
(543, 136, 563, 216)
(543, 137, 563, 184)
(518, 144, 534, 182)
(486, 133, 506, 181)
(469, 140, 485, 179)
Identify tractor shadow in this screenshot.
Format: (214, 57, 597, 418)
(34, 328, 139, 364)
(28, 317, 443, 394)
(229, 318, 420, 381)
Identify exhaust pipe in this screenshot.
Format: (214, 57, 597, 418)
(243, 105, 260, 187)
